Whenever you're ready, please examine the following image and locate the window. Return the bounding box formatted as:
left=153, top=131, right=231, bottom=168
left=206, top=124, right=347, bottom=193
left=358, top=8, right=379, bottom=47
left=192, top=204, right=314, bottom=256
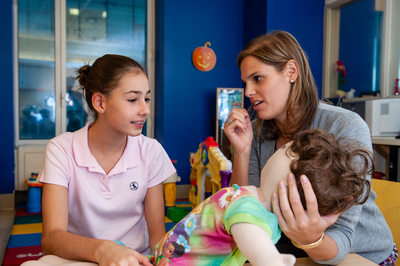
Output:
left=18, top=0, right=56, bottom=140
left=16, top=0, right=153, bottom=142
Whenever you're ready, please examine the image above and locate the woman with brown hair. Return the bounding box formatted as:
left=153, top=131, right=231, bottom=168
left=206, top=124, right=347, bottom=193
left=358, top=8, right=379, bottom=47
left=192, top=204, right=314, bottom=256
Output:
left=224, top=31, right=396, bottom=265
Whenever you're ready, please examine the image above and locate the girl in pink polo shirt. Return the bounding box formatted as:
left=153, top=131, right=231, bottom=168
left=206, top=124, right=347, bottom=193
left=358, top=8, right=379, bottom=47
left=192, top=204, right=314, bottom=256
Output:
left=30, top=54, right=175, bottom=266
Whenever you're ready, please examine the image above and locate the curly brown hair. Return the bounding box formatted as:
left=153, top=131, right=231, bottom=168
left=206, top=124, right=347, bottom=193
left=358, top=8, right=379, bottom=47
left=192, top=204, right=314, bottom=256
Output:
left=75, top=54, right=147, bottom=119
left=237, top=31, right=319, bottom=141
left=289, top=129, right=373, bottom=216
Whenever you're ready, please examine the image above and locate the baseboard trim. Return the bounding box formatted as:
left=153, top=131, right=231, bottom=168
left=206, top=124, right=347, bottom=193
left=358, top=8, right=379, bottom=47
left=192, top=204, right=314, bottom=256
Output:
left=0, top=193, right=15, bottom=210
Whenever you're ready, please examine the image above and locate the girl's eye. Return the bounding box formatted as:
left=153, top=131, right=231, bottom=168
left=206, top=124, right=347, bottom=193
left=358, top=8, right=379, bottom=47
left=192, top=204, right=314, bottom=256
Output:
left=253, top=75, right=262, bottom=82
left=128, top=99, right=137, bottom=102
left=145, top=98, right=151, bottom=102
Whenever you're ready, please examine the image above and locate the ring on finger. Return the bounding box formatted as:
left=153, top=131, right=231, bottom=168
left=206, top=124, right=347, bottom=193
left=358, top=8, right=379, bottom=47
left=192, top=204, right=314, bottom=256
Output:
left=227, top=119, right=233, bottom=124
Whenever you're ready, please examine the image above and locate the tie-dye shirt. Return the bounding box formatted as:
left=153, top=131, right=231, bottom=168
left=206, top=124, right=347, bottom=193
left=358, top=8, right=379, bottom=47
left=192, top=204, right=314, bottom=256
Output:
left=152, top=185, right=281, bottom=266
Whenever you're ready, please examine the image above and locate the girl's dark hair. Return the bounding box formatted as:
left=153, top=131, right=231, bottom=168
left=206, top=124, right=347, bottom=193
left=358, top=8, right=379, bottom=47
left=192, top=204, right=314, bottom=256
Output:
left=237, top=31, right=319, bottom=141
left=75, top=54, right=146, bottom=118
left=289, top=129, right=373, bottom=216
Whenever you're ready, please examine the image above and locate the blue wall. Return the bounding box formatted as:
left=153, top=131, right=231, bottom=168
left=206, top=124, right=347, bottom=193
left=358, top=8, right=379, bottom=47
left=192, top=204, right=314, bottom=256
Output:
left=0, top=0, right=15, bottom=194
left=340, top=0, right=382, bottom=96
left=155, top=0, right=244, bottom=184
left=242, top=0, right=267, bottom=47
left=266, top=0, right=325, bottom=96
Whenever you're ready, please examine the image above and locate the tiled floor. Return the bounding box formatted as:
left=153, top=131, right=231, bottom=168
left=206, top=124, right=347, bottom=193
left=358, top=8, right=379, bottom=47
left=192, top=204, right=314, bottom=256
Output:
left=0, top=209, right=15, bottom=264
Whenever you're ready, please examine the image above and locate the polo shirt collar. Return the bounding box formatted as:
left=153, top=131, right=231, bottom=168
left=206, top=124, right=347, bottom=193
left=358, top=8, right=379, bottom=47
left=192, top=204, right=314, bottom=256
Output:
left=72, top=122, right=139, bottom=175
left=118, top=135, right=140, bottom=172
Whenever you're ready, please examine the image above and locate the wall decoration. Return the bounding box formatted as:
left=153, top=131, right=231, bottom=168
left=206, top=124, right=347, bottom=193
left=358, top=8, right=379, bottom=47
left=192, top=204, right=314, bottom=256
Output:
left=192, top=42, right=217, bottom=72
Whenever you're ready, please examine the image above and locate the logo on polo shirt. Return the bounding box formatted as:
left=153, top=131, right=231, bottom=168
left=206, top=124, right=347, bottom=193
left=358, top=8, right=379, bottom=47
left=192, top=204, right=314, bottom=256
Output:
left=130, top=181, right=139, bottom=191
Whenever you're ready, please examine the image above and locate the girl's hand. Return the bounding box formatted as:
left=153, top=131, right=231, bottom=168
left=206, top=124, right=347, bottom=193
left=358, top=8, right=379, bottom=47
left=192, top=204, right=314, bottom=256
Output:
left=223, top=108, right=253, bottom=153
left=96, top=241, right=153, bottom=266
left=271, top=174, right=340, bottom=246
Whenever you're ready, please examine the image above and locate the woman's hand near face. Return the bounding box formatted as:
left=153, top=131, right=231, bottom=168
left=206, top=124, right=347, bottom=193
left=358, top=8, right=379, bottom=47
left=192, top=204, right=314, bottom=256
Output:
left=223, top=108, right=253, bottom=154
left=272, top=174, right=340, bottom=260
left=224, top=108, right=253, bottom=186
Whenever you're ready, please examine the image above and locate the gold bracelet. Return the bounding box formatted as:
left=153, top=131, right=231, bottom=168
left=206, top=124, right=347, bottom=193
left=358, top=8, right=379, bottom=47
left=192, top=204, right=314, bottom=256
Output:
left=291, top=232, right=325, bottom=250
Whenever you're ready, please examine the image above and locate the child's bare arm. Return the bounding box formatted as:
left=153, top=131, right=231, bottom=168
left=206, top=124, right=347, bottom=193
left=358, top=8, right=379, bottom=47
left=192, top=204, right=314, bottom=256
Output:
left=231, top=223, right=295, bottom=266
left=41, top=183, right=151, bottom=266
left=41, top=183, right=102, bottom=261
left=144, top=183, right=166, bottom=250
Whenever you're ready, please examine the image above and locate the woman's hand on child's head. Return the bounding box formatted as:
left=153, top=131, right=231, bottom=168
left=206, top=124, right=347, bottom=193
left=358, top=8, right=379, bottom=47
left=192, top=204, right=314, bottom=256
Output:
left=271, top=173, right=340, bottom=246
left=96, top=240, right=153, bottom=266
left=223, top=108, right=253, bottom=153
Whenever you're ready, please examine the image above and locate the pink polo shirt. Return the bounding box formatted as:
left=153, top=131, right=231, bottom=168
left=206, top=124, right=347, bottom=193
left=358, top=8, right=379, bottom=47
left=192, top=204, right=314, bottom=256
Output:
left=38, top=123, right=176, bottom=253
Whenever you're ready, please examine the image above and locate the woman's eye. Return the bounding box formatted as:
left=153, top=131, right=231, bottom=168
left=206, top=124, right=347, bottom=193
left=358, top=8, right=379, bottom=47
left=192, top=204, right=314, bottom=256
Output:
left=128, top=99, right=137, bottom=103
left=145, top=98, right=151, bottom=102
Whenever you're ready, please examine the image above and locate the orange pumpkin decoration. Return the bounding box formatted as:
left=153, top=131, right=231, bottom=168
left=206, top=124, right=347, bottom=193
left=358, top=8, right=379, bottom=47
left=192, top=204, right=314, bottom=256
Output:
left=192, top=42, right=217, bottom=72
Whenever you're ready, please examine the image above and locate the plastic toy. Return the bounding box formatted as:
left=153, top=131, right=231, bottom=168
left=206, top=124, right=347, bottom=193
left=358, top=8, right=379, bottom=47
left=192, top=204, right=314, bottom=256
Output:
left=166, top=206, right=191, bottom=223
left=25, top=172, right=43, bottom=213
left=163, top=159, right=181, bottom=208
left=189, top=136, right=232, bottom=207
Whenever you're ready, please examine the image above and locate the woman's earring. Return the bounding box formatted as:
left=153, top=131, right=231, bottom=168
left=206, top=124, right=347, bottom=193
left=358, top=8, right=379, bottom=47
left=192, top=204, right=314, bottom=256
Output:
left=290, top=79, right=295, bottom=84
